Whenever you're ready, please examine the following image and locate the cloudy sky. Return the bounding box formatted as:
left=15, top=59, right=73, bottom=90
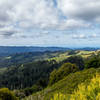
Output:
left=0, top=0, right=100, bottom=47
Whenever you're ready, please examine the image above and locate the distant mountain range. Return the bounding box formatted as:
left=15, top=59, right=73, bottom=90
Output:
left=0, top=46, right=69, bottom=54
left=0, top=46, right=99, bottom=55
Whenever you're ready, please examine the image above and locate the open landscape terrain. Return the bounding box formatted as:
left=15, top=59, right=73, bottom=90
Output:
left=0, top=47, right=100, bottom=100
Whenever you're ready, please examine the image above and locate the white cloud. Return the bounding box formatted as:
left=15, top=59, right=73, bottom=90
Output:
left=10, top=0, right=59, bottom=29
left=0, top=25, right=20, bottom=38
left=72, top=33, right=99, bottom=40
left=0, top=0, right=61, bottom=38
left=60, top=19, right=91, bottom=30
left=57, top=0, right=100, bottom=21
left=0, top=0, right=100, bottom=42
left=72, top=34, right=87, bottom=39
left=90, top=33, right=97, bottom=38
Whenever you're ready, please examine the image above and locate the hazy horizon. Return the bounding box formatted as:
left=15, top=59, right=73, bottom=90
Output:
left=0, top=45, right=99, bottom=48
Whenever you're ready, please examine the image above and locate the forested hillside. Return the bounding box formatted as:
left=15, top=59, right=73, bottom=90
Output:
left=0, top=51, right=63, bottom=67
left=0, top=50, right=100, bottom=100
left=0, top=49, right=95, bottom=68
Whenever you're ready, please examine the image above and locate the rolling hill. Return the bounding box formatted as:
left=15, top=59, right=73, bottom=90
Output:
left=24, top=68, right=100, bottom=100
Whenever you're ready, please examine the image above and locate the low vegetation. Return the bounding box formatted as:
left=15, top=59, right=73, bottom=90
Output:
left=51, top=73, right=100, bottom=100
left=0, top=88, right=18, bottom=100
left=24, top=68, right=100, bottom=100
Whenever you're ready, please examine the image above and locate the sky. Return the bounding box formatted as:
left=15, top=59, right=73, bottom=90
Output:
left=0, top=0, right=100, bottom=47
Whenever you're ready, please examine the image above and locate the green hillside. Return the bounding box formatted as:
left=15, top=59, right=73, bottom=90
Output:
left=0, top=51, right=63, bottom=68
left=0, top=50, right=100, bottom=100
left=51, top=73, right=100, bottom=100
left=0, top=50, right=97, bottom=67
left=48, top=50, right=95, bottom=62
left=24, top=68, right=100, bottom=100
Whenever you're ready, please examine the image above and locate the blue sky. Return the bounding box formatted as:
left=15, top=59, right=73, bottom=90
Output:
left=0, top=0, right=100, bottom=47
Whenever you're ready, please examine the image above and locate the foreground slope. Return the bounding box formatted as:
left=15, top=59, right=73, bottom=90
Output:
left=24, top=68, right=100, bottom=100
left=51, top=73, right=100, bottom=100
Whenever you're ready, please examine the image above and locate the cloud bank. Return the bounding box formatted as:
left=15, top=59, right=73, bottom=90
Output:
left=0, top=0, right=100, bottom=46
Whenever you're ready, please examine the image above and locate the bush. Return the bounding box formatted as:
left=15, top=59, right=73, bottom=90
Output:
left=85, top=56, right=100, bottom=69
left=23, top=84, right=42, bottom=96
left=51, top=93, right=69, bottom=100
left=70, top=74, right=100, bottom=100
left=51, top=74, right=100, bottom=100
left=49, top=63, right=79, bottom=86
left=0, top=88, right=18, bottom=100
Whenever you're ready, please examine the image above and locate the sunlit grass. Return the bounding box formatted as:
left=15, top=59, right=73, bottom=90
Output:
left=51, top=73, right=100, bottom=100
left=48, top=50, right=95, bottom=62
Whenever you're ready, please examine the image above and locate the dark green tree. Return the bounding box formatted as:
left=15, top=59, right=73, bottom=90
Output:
left=63, top=56, right=84, bottom=70
left=49, top=63, right=79, bottom=86
left=85, top=57, right=100, bottom=69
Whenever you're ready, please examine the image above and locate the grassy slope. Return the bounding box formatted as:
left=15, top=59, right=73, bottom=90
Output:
left=0, top=51, right=63, bottom=68
left=23, top=68, right=100, bottom=100
left=48, top=50, right=95, bottom=62
left=0, top=50, right=96, bottom=68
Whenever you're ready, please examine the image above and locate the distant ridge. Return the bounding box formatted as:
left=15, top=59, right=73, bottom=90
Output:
left=0, top=46, right=99, bottom=54
left=0, top=46, right=70, bottom=54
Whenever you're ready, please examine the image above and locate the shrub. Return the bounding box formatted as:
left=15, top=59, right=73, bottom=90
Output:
left=70, top=74, right=100, bottom=100
left=50, top=93, right=69, bottom=100
left=0, top=88, right=18, bottom=100
left=51, top=74, right=100, bottom=100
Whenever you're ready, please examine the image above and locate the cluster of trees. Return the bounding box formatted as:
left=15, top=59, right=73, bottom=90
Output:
left=0, top=51, right=61, bottom=68
left=0, top=60, right=60, bottom=90
left=49, top=63, right=79, bottom=85
left=15, top=78, right=49, bottom=98
left=63, top=56, right=84, bottom=70
left=85, top=56, right=100, bottom=69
